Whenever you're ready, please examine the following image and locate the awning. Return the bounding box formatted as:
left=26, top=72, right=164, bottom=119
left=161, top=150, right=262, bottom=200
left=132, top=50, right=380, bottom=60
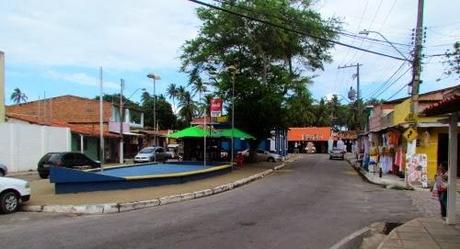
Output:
left=217, top=128, right=256, bottom=139
left=167, top=126, right=255, bottom=139
left=168, top=126, right=217, bottom=139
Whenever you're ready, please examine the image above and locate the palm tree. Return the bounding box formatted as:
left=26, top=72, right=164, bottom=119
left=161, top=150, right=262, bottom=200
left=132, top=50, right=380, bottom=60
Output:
left=166, top=83, right=178, bottom=114
left=177, top=90, right=196, bottom=124
left=10, top=88, right=28, bottom=104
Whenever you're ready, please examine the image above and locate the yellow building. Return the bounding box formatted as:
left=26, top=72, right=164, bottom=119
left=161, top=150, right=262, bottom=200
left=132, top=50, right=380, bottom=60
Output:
left=391, top=86, right=459, bottom=181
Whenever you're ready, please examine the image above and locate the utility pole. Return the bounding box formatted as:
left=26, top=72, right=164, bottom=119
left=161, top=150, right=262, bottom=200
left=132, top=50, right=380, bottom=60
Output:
left=338, top=63, right=362, bottom=101
left=338, top=63, right=362, bottom=130
left=119, top=79, right=124, bottom=164
left=410, top=0, right=424, bottom=121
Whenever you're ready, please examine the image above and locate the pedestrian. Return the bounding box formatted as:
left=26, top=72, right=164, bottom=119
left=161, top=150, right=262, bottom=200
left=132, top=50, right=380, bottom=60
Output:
left=435, top=162, right=448, bottom=218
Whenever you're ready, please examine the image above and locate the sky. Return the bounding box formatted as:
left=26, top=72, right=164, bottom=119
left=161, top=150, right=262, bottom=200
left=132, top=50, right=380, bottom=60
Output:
left=1, top=0, right=459, bottom=106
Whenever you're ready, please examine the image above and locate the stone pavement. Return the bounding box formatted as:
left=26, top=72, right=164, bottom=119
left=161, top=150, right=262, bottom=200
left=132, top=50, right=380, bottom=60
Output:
left=378, top=217, right=460, bottom=249
left=344, top=153, right=460, bottom=249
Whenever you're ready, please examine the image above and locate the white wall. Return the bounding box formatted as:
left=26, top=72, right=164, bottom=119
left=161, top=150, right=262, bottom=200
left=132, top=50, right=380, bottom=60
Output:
left=0, top=123, right=71, bottom=172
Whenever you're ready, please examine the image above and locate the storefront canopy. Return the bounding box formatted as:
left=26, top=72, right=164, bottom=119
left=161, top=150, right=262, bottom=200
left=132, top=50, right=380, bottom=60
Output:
left=167, top=126, right=255, bottom=139
left=168, top=126, right=215, bottom=139
left=218, top=128, right=256, bottom=139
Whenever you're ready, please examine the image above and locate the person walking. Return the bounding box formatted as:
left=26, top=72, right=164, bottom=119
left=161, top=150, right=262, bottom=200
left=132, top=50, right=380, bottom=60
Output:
left=435, top=163, right=448, bottom=218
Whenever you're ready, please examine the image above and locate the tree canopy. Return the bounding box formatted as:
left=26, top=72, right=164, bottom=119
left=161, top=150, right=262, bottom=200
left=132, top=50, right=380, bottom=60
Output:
left=181, top=0, right=340, bottom=143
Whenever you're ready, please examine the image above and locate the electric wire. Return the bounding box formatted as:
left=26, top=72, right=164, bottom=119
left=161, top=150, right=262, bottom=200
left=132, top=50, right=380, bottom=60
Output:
left=373, top=66, right=412, bottom=99
left=189, top=0, right=409, bottom=61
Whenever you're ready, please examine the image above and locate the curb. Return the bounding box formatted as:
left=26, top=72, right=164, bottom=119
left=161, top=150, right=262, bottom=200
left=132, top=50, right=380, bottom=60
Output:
left=344, top=157, right=414, bottom=191
left=329, top=226, right=371, bottom=249
left=21, top=161, right=292, bottom=215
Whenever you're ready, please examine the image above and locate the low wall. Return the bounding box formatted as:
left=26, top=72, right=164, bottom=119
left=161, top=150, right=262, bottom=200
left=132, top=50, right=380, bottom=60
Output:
left=0, top=122, right=71, bottom=172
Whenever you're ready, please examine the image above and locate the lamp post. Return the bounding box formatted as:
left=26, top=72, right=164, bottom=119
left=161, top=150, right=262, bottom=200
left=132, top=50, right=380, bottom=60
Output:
left=227, top=65, right=237, bottom=168
left=147, top=73, right=161, bottom=150
left=359, top=30, right=409, bottom=61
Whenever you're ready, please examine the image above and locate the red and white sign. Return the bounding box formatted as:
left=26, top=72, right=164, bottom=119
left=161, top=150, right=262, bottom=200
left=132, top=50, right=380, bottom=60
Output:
left=210, top=98, right=223, bottom=117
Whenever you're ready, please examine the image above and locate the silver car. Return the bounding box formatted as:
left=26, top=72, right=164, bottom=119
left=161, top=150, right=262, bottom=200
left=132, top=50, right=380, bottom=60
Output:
left=134, top=147, right=170, bottom=163
left=240, top=149, right=282, bottom=162
left=0, top=163, right=7, bottom=177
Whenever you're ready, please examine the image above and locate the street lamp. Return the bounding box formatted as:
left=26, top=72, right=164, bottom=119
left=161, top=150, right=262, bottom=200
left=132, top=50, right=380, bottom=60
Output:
left=147, top=73, right=161, bottom=150
left=359, top=30, right=409, bottom=61
left=227, top=65, right=237, bottom=168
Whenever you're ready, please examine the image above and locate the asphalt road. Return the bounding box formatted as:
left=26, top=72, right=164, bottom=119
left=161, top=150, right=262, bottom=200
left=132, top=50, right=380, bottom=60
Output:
left=0, top=154, right=422, bottom=249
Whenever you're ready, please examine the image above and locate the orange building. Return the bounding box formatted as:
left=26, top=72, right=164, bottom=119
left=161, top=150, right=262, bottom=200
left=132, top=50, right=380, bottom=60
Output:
left=288, top=127, right=332, bottom=153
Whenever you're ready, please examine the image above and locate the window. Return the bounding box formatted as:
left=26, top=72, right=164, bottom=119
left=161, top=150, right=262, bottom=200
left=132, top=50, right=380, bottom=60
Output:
left=75, top=135, right=88, bottom=151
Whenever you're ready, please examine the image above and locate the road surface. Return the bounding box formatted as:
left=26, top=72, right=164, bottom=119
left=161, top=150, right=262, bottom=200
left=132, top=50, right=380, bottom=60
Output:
left=0, top=154, right=423, bottom=249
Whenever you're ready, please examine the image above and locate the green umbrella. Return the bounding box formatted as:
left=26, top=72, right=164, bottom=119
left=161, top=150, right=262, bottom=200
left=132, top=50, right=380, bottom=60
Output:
left=218, top=128, right=255, bottom=139
left=168, top=126, right=217, bottom=139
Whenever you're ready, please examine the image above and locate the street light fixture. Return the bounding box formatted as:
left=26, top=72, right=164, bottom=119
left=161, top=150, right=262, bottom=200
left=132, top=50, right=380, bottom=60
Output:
left=147, top=73, right=161, bottom=150
left=359, top=30, right=409, bottom=61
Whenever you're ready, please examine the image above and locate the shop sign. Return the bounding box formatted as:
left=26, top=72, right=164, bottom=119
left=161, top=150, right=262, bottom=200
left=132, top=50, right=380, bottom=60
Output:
left=403, top=127, right=418, bottom=141
left=210, top=98, right=223, bottom=117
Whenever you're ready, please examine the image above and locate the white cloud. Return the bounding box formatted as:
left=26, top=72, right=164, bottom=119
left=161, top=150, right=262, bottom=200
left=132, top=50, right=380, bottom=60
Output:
left=0, top=0, right=200, bottom=70
left=47, top=70, right=119, bottom=89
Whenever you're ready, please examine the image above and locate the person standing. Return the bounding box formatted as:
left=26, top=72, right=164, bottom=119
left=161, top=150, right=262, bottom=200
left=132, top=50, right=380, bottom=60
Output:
left=435, top=163, right=448, bottom=218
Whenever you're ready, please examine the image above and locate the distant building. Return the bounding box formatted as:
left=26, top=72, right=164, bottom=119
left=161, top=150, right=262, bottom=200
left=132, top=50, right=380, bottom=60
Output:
left=6, top=95, right=145, bottom=162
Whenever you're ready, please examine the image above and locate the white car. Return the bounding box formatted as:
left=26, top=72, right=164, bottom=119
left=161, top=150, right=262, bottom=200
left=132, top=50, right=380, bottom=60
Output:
left=134, top=147, right=170, bottom=163
left=0, top=177, right=31, bottom=214
left=240, top=149, right=282, bottom=162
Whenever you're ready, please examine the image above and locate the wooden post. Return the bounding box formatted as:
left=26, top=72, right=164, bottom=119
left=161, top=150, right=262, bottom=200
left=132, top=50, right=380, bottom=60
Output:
left=447, top=112, right=458, bottom=224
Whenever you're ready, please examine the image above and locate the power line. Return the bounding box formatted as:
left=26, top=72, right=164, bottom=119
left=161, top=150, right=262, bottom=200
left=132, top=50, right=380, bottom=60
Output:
left=373, top=66, right=412, bottom=99
left=368, top=62, right=407, bottom=98
left=189, top=0, right=409, bottom=61
left=386, top=82, right=408, bottom=101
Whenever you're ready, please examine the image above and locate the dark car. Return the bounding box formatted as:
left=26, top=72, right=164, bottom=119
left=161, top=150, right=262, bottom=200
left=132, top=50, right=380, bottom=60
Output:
left=329, top=148, right=345, bottom=160
left=37, top=152, right=100, bottom=179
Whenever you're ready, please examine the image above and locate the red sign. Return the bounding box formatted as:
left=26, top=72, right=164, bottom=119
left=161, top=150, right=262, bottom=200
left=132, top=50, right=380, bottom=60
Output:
left=210, top=98, right=223, bottom=117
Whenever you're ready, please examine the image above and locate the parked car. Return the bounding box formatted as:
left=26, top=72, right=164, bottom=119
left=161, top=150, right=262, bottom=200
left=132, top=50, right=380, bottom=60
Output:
left=37, top=152, right=101, bottom=179
left=0, top=163, right=7, bottom=176
left=329, top=148, right=345, bottom=160
left=305, top=142, right=316, bottom=154
left=239, top=149, right=282, bottom=162
left=0, top=177, right=31, bottom=214
left=134, top=147, right=170, bottom=163
left=166, top=144, right=180, bottom=159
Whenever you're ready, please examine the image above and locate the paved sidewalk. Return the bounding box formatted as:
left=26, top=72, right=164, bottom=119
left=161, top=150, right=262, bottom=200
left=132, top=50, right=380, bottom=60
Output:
left=378, top=217, right=460, bottom=249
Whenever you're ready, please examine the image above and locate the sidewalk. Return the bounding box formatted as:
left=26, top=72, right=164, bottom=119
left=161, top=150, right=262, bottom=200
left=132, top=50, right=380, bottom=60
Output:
left=378, top=217, right=460, bottom=249
left=344, top=154, right=460, bottom=249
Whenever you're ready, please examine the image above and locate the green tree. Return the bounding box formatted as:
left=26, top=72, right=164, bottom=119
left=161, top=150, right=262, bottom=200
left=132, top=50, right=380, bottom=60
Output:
left=181, top=0, right=339, bottom=144
left=141, top=94, right=176, bottom=130
left=177, top=90, right=197, bottom=125
left=10, top=88, right=28, bottom=104
left=166, top=83, right=178, bottom=113
left=443, top=41, right=460, bottom=78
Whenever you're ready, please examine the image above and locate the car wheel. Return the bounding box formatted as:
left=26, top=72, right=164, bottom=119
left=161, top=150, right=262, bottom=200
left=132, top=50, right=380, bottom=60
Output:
left=267, top=157, right=275, bottom=162
left=0, top=190, right=19, bottom=214
left=0, top=169, right=5, bottom=177
left=39, top=172, right=49, bottom=179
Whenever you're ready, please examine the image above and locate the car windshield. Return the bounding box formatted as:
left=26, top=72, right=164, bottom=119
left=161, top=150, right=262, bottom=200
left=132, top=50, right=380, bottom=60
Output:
left=48, top=153, right=64, bottom=163
left=139, top=148, right=155, bottom=154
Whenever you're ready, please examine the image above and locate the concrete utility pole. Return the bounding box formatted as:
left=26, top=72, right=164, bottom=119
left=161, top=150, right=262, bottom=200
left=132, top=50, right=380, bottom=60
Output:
left=410, top=0, right=424, bottom=120
left=0, top=51, right=5, bottom=123
left=119, top=79, right=124, bottom=164
left=338, top=63, right=362, bottom=129
left=338, top=63, right=362, bottom=101
left=99, top=67, right=105, bottom=169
